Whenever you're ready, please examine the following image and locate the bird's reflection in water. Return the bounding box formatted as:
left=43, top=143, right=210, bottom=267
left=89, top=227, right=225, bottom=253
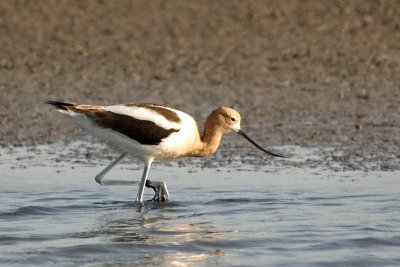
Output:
left=92, top=201, right=223, bottom=241
left=141, top=251, right=223, bottom=266
left=149, top=223, right=223, bottom=244
left=88, top=202, right=226, bottom=265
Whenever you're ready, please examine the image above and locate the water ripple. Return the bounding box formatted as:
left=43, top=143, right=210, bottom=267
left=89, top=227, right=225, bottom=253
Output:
left=0, top=206, right=63, bottom=218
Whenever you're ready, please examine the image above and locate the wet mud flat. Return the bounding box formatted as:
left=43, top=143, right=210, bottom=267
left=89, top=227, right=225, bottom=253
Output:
left=1, top=142, right=400, bottom=266
left=5, top=134, right=400, bottom=172
left=0, top=1, right=399, bottom=164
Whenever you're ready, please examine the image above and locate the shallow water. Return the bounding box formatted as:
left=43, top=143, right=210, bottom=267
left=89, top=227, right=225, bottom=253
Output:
left=1, top=145, right=400, bottom=266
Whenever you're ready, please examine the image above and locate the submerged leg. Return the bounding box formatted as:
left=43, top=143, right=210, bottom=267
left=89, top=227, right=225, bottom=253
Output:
left=136, top=159, right=154, bottom=203
left=95, top=153, right=127, bottom=185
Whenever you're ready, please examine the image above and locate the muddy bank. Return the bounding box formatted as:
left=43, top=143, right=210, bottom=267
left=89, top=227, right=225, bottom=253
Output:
left=0, top=1, right=399, bottom=170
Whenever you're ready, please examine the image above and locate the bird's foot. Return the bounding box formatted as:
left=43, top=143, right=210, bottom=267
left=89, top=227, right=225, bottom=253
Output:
left=145, top=180, right=169, bottom=201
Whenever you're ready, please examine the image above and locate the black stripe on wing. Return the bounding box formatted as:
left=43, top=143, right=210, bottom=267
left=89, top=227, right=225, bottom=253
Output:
left=124, top=103, right=181, bottom=123
left=89, top=111, right=180, bottom=145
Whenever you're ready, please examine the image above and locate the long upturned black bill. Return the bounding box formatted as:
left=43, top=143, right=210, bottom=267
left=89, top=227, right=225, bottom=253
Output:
left=237, top=130, right=286, bottom=158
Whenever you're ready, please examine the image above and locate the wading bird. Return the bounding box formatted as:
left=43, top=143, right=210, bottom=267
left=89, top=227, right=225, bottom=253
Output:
left=46, top=101, right=285, bottom=202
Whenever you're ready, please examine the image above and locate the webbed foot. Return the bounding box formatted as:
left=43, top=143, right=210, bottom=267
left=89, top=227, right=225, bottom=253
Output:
left=145, top=180, right=169, bottom=201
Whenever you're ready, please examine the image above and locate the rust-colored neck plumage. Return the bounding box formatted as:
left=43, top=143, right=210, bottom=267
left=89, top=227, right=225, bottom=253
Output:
left=189, top=115, right=225, bottom=157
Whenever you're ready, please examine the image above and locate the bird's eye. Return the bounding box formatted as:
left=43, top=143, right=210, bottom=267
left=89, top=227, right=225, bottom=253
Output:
left=230, top=117, right=236, bottom=122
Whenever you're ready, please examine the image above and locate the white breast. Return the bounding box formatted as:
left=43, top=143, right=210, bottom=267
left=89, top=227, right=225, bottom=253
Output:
left=156, top=110, right=200, bottom=159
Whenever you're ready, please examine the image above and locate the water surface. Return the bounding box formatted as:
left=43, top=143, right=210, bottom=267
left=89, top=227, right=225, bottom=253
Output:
left=1, top=145, right=399, bottom=266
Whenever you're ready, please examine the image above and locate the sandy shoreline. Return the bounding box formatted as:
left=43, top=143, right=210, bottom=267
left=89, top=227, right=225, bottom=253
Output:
left=0, top=1, right=399, bottom=170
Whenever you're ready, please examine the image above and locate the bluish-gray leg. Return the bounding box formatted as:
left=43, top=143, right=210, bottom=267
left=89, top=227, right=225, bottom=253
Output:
left=95, top=153, right=127, bottom=185
left=136, top=159, right=154, bottom=203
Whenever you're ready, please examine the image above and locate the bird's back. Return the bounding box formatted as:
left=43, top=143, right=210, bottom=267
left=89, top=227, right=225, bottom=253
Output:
left=47, top=102, right=202, bottom=160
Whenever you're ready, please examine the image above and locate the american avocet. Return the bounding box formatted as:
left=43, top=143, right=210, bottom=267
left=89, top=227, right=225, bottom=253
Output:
left=46, top=101, right=285, bottom=202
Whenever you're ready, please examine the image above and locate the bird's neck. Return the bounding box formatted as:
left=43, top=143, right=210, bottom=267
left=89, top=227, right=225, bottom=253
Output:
left=191, top=118, right=223, bottom=157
